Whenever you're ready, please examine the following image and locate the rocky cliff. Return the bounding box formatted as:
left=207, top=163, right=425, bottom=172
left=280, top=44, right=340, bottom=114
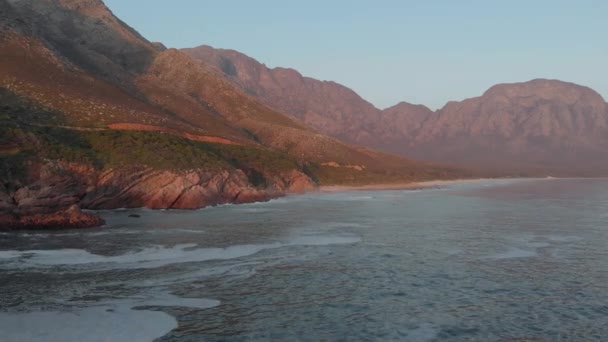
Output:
left=0, top=159, right=313, bottom=230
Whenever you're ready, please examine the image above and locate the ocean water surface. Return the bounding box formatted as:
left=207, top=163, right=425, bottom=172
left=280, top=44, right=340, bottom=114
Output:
left=1, top=178, right=608, bottom=341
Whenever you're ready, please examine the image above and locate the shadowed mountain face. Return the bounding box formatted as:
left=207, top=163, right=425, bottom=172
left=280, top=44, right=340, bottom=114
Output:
left=185, top=46, right=608, bottom=176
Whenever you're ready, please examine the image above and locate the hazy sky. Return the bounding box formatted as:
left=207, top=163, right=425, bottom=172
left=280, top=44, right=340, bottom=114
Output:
left=105, top=0, right=607, bottom=110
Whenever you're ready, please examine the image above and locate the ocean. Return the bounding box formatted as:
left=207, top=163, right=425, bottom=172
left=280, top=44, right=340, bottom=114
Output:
left=1, top=178, right=607, bottom=341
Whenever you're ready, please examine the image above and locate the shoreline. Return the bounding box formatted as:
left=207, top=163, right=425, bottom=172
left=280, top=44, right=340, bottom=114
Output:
left=0, top=177, right=547, bottom=231
left=318, top=178, right=528, bottom=192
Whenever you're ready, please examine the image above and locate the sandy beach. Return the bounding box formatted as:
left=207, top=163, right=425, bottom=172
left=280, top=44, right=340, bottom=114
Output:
left=318, top=178, right=508, bottom=192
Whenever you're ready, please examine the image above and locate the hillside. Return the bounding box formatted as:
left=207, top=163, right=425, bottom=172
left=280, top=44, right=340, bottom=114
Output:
left=0, top=0, right=464, bottom=228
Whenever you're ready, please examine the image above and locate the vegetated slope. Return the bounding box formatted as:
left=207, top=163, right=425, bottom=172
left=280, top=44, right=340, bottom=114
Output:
left=0, top=0, right=465, bottom=228
left=186, top=46, right=608, bottom=176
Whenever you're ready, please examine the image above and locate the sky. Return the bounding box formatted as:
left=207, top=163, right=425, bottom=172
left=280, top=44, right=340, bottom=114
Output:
left=104, top=0, right=607, bottom=110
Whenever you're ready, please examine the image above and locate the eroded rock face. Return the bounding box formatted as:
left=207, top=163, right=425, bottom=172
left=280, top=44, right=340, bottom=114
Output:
left=0, top=160, right=316, bottom=230
left=11, top=162, right=92, bottom=216
left=81, top=167, right=283, bottom=210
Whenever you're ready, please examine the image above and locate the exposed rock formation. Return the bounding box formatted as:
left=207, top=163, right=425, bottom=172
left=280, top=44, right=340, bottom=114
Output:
left=0, top=160, right=316, bottom=229
left=80, top=166, right=314, bottom=209
left=0, top=205, right=105, bottom=230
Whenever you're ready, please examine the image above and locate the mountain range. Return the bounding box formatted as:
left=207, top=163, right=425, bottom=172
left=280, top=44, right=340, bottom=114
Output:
left=2, top=0, right=607, bottom=229
left=0, top=0, right=463, bottom=229
left=186, top=46, right=608, bottom=176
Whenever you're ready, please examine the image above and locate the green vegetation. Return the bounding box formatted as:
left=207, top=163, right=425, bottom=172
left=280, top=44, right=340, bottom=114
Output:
left=0, top=106, right=466, bottom=187
left=82, top=130, right=229, bottom=170
left=0, top=110, right=301, bottom=179
left=206, top=143, right=298, bottom=173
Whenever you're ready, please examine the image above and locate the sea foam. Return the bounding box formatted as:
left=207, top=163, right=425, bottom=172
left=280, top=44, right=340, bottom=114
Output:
left=0, top=234, right=361, bottom=271
left=482, top=247, right=537, bottom=260
left=0, top=306, right=177, bottom=342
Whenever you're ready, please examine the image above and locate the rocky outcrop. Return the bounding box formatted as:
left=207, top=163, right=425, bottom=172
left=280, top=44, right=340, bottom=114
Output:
left=0, top=160, right=316, bottom=230
left=0, top=205, right=105, bottom=230
left=81, top=167, right=285, bottom=210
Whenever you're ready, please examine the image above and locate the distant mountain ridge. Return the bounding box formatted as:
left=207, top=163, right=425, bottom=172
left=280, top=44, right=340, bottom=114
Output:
left=183, top=45, right=410, bottom=150
left=399, top=79, right=608, bottom=175
left=185, top=46, right=608, bottom=176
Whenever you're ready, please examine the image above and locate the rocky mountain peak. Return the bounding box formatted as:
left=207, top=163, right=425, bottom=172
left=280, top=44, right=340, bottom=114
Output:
left=2, top=0, right=158, bottom=83
left=482, top=79, right=606, bottom=109
left=381, top=102, right=434, bottom=136
left=385, top=102, right=433, bottom=114
left=398, top=79, right=608, bottom=175
left=53, top=0, right=110, bottom=16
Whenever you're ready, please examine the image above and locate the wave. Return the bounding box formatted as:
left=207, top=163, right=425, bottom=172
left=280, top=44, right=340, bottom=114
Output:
left=404, top=324, right=440, bottom=342
left=482, top=247, right=537, bottom=260
left=547, top=235, right=583, bottom=242
left=0, top=234, right=361, bottom=271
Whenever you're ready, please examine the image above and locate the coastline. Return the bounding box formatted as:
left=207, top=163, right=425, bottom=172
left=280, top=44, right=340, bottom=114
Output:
left=318, top=178, right=515, bottom=192
left=1, top=178, right=536, bottom=231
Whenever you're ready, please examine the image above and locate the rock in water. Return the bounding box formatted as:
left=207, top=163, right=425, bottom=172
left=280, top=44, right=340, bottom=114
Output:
left=0, top=205, right=105, bottom=230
